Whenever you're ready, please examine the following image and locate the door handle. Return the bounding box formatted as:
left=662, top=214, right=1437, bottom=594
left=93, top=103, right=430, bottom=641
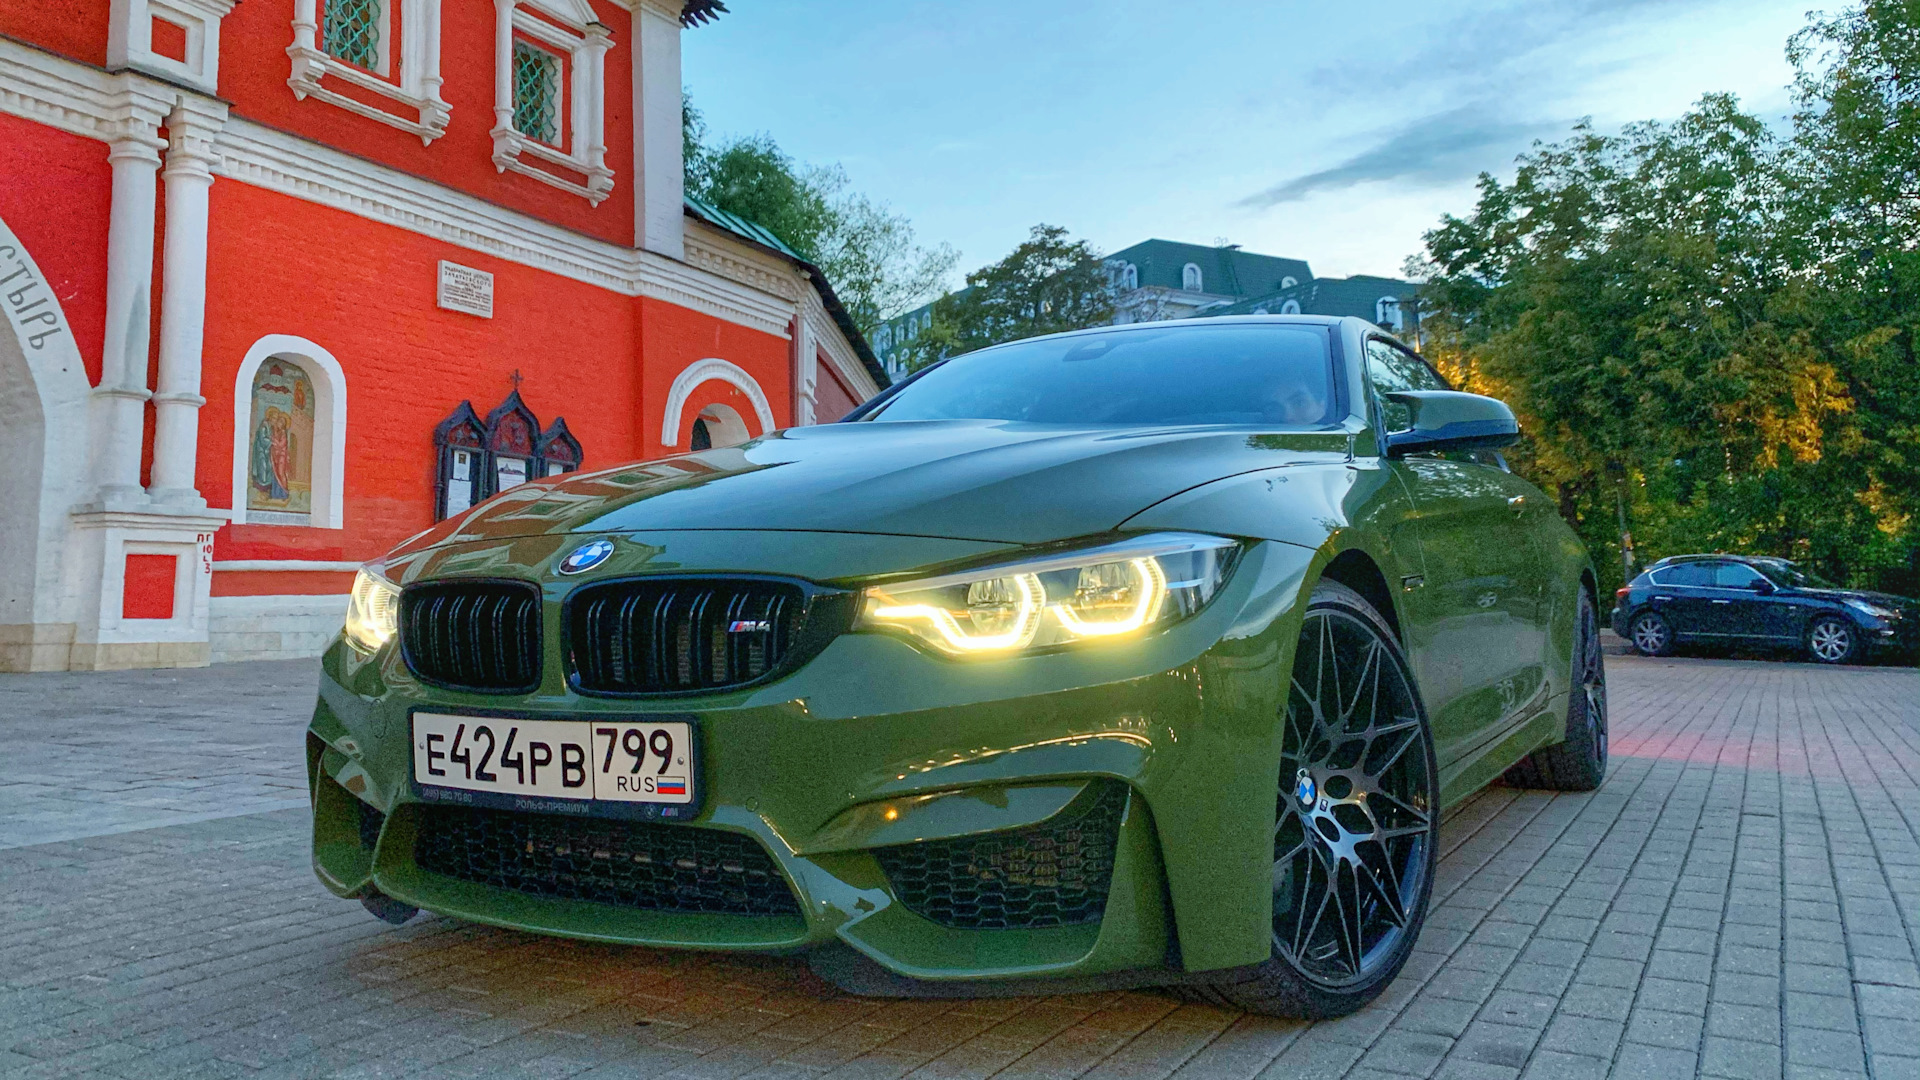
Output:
left=1711, top=599, right=1732, bottom=605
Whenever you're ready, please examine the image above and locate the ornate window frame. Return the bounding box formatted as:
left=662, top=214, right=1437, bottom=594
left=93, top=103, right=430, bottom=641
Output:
left=1182, top=263, right=1203, bottom=292
left=228, top=335, right=348, bottom=529
left=491, top=0, right=614, bottom=205
left=287, top=0, right=450, bottom=145
left=660, top=359, right=774, bottom=447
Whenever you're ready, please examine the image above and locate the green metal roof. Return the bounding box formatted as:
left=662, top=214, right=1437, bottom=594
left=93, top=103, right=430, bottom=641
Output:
left=1207, top=274, right=1420, bottom=320
left=1107, top=239, right=1313, bottom=299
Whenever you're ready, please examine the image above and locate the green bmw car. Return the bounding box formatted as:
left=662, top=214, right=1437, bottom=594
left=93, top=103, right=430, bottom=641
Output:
left=309, top=315, right=1605, bottom=1018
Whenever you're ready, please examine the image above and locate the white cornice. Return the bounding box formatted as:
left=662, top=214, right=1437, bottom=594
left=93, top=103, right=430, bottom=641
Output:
left=0, top=35, right=832, bottom=342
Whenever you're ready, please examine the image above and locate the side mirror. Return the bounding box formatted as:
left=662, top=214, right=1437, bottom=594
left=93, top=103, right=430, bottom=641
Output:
left=1748, top=579, right=1776, bottom=594
left=1383, top=391, right=1521, bottom=457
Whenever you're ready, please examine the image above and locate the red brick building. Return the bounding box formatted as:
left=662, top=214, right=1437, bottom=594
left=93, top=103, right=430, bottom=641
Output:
left=0, top=0, right=884, bottom=671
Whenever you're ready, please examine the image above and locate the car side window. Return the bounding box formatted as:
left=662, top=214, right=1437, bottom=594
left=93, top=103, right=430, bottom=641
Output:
left=1716, top=563, right=1766, bottom=589
left=1364, top=339, right=1448, bottom=434
left=1659, top=562, right=1717, bottom=587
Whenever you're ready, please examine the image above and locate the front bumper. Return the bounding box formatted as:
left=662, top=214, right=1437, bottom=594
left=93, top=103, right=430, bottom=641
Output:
left=308, top=532, right=1317, bottom=985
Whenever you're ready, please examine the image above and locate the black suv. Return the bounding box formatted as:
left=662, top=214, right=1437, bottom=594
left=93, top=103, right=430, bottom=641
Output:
left=1611, top=555, right=1916, bottom=664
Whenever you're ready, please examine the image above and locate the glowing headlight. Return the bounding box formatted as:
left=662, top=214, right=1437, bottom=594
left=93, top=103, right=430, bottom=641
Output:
left=858, top=533, right=1238, bottom=657
left=343, top=563, right=401, bottom=653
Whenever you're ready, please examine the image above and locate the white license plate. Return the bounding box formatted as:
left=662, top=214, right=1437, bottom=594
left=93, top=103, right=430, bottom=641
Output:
left=411, top=713, right=694, bottom=806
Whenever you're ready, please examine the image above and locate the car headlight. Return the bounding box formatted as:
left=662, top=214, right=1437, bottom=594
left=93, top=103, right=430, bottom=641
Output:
left=344, top=562, right=402, bottom=653
left=857, top=533, right=1239, bottom=657
left=1845, top=599, right=1898, bottom=621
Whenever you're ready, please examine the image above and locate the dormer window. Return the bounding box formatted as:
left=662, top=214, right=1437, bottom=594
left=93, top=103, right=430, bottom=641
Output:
left=1182, top=263, right=1203, bottom=292
left=1281, top=276, right=1298, bottom=289
left=1123, top=263, right=1138, bottom=290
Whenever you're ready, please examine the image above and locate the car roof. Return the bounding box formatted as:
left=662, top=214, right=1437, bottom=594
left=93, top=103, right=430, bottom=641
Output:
left=1647, top=554, right=1788, bottom=568
left=964, top=313, right=1361, bottom=353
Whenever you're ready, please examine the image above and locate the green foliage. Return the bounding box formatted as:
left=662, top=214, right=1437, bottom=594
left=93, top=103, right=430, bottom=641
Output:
left=1419, top=1, right=1920, bottom=596
left=897, top=225, right=1116, bottom=371
left=682, top=96, right=955, bottom=341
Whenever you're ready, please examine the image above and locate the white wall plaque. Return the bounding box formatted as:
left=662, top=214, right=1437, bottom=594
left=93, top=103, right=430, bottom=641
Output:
left=437, top=260, right=494, bottom=318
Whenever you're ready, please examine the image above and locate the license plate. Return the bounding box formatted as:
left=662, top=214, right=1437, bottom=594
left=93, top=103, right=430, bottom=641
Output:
left=411, top=713, right=695, bottom=809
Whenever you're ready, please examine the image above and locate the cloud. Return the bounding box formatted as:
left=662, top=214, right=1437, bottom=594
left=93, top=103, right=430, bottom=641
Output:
left=1236, top=104, right=1564, bottom=208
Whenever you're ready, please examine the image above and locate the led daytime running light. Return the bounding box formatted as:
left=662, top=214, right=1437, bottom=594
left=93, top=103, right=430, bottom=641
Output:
left=1050, top=557, right=1167, bottom=636
left=344, top=564, right=401, bottom=653
left=870, top=572, right=1046, bottom=652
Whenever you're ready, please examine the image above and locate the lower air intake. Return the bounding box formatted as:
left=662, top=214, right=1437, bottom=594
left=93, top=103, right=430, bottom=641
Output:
left=874, top=782, right=1129, bottom=930
left=412, top=806, right=801, bottom=916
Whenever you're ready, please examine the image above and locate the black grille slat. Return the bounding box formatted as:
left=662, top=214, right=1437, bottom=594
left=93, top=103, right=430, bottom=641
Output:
left=412, top=806, right=801, bottom=916
left=568, top=578, right=836, bottom=696
left=874, top=783, right=1129, bottom=931
left=400, top=582, right=542, bottom=693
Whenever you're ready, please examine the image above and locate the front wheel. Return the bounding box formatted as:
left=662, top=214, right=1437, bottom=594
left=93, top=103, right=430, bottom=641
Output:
left=1183, top=580, right=1438, bottom=1019
left=1806, top=616, right=1859, bottom=664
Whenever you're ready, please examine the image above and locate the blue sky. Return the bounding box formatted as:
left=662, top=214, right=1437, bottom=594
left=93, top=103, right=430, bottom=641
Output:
left=683, top=0, right=1813, bottom=286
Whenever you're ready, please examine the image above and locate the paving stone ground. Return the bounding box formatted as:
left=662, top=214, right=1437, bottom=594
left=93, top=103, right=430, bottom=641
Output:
left=2, top=653, right=1917, bottom=1080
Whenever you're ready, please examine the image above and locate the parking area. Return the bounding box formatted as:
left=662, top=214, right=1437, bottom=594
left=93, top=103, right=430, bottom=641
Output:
left=2, top=654, right=1917, bottom=1080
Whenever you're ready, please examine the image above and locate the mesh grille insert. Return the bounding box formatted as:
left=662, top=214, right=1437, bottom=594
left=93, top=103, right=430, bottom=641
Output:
left=400, top=581, right=543, bottom=693
left=874, top=782, right=1129, bottom=931
left=569, top=579, right=849, bottom=695
left=412, top=806, right=801, bottom=916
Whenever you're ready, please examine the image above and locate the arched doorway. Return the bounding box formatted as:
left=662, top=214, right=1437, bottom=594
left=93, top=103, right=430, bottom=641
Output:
left=0, top=216, right=94, bottom=670
left=660, top=358, right=776, bottom=449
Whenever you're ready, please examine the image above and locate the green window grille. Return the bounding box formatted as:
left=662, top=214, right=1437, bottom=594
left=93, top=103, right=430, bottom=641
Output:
left=322, top=0, right=382, bottom=70
left=512, top=43, right=561, bottom=145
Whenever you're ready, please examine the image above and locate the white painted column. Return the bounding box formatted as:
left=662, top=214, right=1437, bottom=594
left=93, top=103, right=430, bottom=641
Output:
left=792, top=307, right=817, bottom=427
left=149, top=99, right=226, bottom=509
left=90, top=91, right=169, bottom=509
left=492, top=0, right=515, bottom=136
left=632, top=0, right=684, bottom=259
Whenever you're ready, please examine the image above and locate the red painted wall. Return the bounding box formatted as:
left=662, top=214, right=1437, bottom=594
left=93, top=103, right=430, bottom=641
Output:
left=198, top=183, right=793, bottom=578
left=815, top=357, right=859, bottom=424
left=0, top=113, right=111, bottom=384
left=0, top=0, right=112, bottom=67
left=217, top=0, right=636, bottom=248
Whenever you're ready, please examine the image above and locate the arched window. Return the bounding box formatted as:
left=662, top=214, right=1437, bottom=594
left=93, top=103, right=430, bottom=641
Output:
left=1281, top=299, right=1302, bottom=315
left=1281, top=276, right=1298, bottom=289
left=1376, top=297, right=1402, bottom=329
left=1182, top=263, right=1203, bottom=292
left=245, top=359, right=318, bottom=525
left=1123, top=263, right=1139, bottom=290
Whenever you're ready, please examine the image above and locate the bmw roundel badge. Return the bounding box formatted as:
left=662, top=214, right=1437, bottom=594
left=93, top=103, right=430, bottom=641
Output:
left=558, top=539, right=615, bottom=575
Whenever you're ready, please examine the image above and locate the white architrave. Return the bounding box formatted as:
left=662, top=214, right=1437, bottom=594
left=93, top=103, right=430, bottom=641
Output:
left=631, top=0, right=683, bottom=257
left=287, top=0, right=450, bottom=145
left=492, top=0, right=614, bottom=204
left=660, top=359, right=775, bottom=447
left=228, top=335, right=348, bottom=529
left=109, top=0, right=237, bottom=94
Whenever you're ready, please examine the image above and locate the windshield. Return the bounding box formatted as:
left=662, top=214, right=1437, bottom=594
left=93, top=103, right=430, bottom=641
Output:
left=865, top=323, right=1338, bottom=427
left=1756, top=559, right=1839, bottom=589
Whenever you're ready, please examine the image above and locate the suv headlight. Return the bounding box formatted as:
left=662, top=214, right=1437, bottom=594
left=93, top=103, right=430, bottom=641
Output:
left=1845, top=599, right=1898, bottom=622
left=344, top=562, right=402, bottom=653
left=857, top=533, right=1239, bottom=657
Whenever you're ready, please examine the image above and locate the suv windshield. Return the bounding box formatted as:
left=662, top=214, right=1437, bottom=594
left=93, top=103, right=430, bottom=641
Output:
left=1755, top=559, right=1838, bottom=589
left=865, top=323, right=1338, bottom=427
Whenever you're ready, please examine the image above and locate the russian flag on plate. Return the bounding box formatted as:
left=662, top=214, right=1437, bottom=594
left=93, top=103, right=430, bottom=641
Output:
left=656, top=778, right=687, bottom=796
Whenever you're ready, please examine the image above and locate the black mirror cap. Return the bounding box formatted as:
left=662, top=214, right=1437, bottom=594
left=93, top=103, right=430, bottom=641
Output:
left=1382, top=390, right=1520, bottom=457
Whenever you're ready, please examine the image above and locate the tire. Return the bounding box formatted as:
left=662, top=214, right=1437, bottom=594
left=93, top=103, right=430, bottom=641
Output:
left=1805, top=615, right=1859, bottom=665
left=1505, top=590, right=1608, bottom=792
left=1181, top=580, right=1438, bottom=1019
left=1629, top=610, right=1674, bottom=656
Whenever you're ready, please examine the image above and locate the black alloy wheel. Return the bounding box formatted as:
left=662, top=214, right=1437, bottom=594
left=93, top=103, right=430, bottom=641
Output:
left=1630, top=611, right=1674, bottom=656
left=1185, top=581, right=1437, bottom=1018
left=1505, top=590, right=1609, bottom=791
left=1806, top=615, right=1858, bottom=665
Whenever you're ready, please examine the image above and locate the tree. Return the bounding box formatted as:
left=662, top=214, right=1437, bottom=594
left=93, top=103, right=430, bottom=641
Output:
left=898, top=225, right=1115, bottom=370
left=682, top=95, right=955, bottom=341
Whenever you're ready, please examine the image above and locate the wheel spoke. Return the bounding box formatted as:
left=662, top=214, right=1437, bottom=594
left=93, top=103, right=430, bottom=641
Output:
left=1357, top=855, right=1408, bottom=929
left=1371, top=788, right=1431, bottom=826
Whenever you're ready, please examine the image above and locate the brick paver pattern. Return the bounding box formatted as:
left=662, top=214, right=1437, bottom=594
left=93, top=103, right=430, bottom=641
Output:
left=2, top=654, right=1917, bottom=1079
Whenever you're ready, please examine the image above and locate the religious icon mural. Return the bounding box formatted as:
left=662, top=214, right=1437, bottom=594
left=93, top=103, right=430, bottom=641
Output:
left=247, top=360, right=317, bottom=521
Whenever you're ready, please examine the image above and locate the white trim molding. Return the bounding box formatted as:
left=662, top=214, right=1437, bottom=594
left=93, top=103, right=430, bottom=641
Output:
left=491, top=0, right=614, bottom=204
left=109, top=0, right=237, bottom=94
left=660, top=358, right=775, bottom=447
left=228, top=335, right=348, bottom=529
left=287, top=0, right=451, bottom=145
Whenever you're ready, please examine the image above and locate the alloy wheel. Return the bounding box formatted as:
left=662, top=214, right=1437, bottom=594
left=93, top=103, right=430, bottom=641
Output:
left=1579, top=603, right=1608, bottom=762
left=1273, top=610, right=1434, bottom=989
left=1631, top=614, right=1669, bottom=655
left=1809, top=619, right=1853, bottom=663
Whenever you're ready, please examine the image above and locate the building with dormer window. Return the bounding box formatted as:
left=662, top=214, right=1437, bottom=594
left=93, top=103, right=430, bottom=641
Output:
left=0, top=0, right=885, bottom=671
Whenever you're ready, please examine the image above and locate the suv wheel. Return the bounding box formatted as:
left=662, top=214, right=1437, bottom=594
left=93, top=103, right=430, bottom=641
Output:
left=1629, top=611, right=1674, bottom=656
left=1806, top=616, right=1858, bottom=665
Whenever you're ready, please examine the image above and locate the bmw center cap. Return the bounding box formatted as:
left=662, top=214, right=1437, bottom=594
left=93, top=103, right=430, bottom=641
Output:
left=558, top=538, right=615, bottom=575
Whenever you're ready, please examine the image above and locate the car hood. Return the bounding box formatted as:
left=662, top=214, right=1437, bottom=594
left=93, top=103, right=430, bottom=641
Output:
left=1794, top=587, right=1914, bottom=611
left=398, top=420, right=1352, bottom=554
